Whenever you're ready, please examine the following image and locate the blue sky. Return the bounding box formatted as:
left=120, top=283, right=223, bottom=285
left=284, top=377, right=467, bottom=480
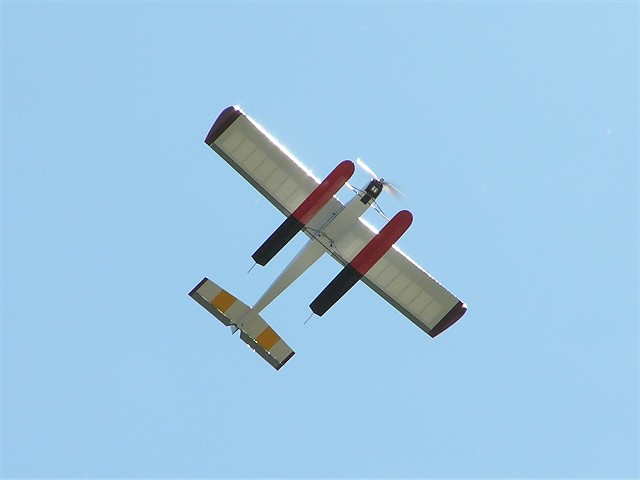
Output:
left=2, top=2, right=638, bottom=478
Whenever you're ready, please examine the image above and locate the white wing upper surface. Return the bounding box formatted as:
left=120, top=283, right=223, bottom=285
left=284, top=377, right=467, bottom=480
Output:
left=330, top=218, right=466, bottom=337
left=205, top=106, right=466, bottom=337
left=205, top=106, right=324, bottom=217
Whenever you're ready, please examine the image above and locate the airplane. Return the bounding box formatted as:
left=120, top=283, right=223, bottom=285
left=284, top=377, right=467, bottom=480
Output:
left=189, top=106, right=467, bottom=370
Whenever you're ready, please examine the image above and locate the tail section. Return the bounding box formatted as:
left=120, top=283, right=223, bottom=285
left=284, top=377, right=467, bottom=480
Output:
left=189, top=277, right=295, bottom=370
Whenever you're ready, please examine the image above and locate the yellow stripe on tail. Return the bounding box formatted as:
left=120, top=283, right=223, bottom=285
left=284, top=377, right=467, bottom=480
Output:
left=189, top=277, right=295, bottom=370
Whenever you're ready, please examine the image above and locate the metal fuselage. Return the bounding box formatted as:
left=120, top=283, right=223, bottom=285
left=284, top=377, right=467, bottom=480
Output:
left=251, top=179, right=384, bottom=314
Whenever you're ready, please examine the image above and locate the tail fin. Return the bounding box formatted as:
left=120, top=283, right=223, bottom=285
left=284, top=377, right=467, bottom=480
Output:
left=189, top=277, right=295, bottom=370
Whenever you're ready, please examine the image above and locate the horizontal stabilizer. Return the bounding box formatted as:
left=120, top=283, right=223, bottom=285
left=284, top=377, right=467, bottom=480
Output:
left=189, top=277, right=295, bottom=370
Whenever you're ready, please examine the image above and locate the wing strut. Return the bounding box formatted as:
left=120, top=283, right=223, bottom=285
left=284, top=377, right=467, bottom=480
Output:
left=252, top=160, right=355, bottom=266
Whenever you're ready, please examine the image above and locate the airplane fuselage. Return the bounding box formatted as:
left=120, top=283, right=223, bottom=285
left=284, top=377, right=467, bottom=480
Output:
left=251, top=180, right=383, bottom=314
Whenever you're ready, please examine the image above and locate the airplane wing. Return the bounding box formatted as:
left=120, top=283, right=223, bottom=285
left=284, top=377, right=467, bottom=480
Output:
left=205, top=106, right=342, bottom=217
left=325, top=218, right=466, bottom=337
left=206, top=106, right=465, bottom=337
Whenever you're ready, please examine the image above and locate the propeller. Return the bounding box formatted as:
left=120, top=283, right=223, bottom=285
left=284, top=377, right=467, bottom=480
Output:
left=356, top=157, right=379, bottom=181
left=383, top=181, right=405, bottom=199
left=356, top=157, right=405, bottom=199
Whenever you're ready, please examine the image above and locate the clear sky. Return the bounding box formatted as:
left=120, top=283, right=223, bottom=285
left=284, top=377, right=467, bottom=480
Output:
left=2, top=2, right=638, bottom=478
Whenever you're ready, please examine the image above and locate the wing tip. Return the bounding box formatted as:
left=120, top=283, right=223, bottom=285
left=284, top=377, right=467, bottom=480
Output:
left=428, top=301, right=467, bottom=338
left=276, top=350, right=296, bottom=371
left=204, top=105, right=243, bottom=145
left=188, top=276, right=210, bottom=298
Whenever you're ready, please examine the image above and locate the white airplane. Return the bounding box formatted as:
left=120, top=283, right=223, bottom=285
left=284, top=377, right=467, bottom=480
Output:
left=189, top=106, right=467, bottom=370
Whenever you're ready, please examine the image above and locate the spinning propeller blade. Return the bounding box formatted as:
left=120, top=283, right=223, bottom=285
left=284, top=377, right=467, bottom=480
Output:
left=356, top=157, right=404, bottom=199
left=356, top=157, right=379, bottom=181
